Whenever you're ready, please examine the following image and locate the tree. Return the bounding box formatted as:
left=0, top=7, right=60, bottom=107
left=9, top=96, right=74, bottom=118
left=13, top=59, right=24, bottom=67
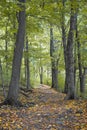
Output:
left=39, top=66, right=43, bottom=84
left=50, top=26, right=58, bottom=90
left=25, top=36, right=31, bottom=90
left=61, top=0, right=68, bottom=93
left=39, top=43, right=43, bottom=84
left=76, top=21, right=85, bottom=93
left=4, top=0, right=26, bottom=106
left=65, top=0, right=76, bottom=99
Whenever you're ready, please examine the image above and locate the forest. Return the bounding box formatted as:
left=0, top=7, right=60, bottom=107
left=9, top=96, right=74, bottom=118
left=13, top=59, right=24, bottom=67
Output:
left=0, top=0, right=87, bottom=129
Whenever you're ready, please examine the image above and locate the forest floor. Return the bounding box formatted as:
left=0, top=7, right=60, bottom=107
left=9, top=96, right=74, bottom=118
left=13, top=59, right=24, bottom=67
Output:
left=0, top=85, right=87, bottom=130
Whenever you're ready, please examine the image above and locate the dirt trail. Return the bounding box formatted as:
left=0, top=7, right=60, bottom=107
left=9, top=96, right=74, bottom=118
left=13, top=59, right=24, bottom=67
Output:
left=0, top=84, right=87, bottom=130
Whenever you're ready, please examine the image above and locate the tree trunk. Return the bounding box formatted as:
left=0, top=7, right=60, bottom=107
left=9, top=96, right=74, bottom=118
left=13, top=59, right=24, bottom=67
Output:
left=81, top=68, right=86, bottom=92
left=40, top=66, right=43, bottom=84
left=25, top=36, right=31, bottom=90
left=51, top=60, right=58, bottom=90
left=61, top=0, right=68, bottom=93
left=4, top=0, right=26, bottom=106
left=65, top=1, right=76, bottom=99
left=50, top=27, right=58, bottom=90
left=74, top=41, right=77, bottom=87
left=74, top=10, right=78, bottom=88
left=76, top=19, right=84, bottom=93
left=77, top=41, right=84, bottom=93
left=62, top=23, right=68, bottom=93
left=77, top=37, right=84, bottom=93
left=39, top=43, right=43, bottom=84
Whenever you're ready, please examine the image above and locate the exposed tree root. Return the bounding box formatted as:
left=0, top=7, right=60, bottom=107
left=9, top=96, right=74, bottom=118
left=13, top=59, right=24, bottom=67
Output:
left=20, top=87, right=33, bottom=93
left=20, top=91, right=29, bottom=97
left=0, top=99, right=23, bottom=107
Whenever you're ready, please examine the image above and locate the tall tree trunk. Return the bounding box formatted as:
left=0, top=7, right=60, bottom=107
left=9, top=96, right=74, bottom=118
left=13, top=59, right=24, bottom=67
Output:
left=62, top=25, right=68, bottom=93
left=39, top=43, right=43, bottom=84
left=50, top=27, right=58, bottom=90
left=77, top=31, right=84, bottom=93
left=5, top=0, right=26, bottom=106
left=5, top=41, right=8, bottom=81
left=65, top=0, right=76, bottom=99
left=75, top=11, right=84, bottom=93
left=74, top=10, right=79, bottom=88
left=61, top=0, right=68, bottom=93
left=74, top=41, right=77, bottom=87
left=25, top=36, right=31, bottom=90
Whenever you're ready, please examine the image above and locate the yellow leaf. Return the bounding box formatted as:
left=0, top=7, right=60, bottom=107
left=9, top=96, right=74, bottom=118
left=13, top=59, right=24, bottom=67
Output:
left=17, top=124, right=22, bottom=128
left=0, top=117, right=2, bottom=122
left=76, top=113, right=81, bottom=116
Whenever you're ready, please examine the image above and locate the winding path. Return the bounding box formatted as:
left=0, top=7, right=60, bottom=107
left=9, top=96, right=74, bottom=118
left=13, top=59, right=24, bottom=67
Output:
left=0, top=84, right=86, bottom=129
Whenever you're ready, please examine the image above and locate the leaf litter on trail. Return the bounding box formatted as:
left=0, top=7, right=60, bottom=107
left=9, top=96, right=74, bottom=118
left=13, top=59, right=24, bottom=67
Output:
left=0, top=85, right=87, bottom=129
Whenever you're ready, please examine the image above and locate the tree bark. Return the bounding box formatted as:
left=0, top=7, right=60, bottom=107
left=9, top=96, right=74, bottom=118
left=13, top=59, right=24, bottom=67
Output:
left=81, top=68, right=86, bottom=92
left=65, top=0, right=76, bottom=99
left=4, top=0, right=26, bottom=106
left=39, top=43, right=43, bottom=84
left=61, top=0, right=68, bottom=93
left=62, top=25, right=68, bottom=93
left=51, top=60, right=58, bottom=90
left=25, top=36, right=31, bottom=90
left=50, top=27, right=58, bottom=90
left=40, top=66, right=43, bottom=84
left=75, top=15, right=84, bottom=93
left=77, top=33, right=84, bottom=93
left=74, top=41, right=77, bottom=87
